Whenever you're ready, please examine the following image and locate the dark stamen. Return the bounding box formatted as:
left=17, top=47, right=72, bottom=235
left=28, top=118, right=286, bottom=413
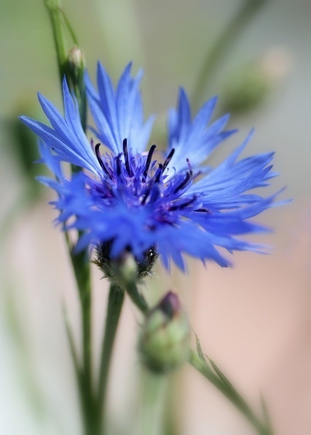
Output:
left=141, top=166, right=162, bottom=205
left=161, top=148, right=175, bottom=173
left=155, top=164, right=163, bottom=183
left=116, top=153, right=122, bottom=176
left=141, top=183, right=153, bottom=205
left=143, top=144, right=157, bottom=179
left=194, top=208, right=209, bottom=213
left=179, top=196, right=197, bottom=209
left=95, top=143, right=111, bottom=178
left=169, top=196, right=196, bottom=211
left=173, top=170, right=193, bottom=194
left=122, top=138, right=132, bottom=176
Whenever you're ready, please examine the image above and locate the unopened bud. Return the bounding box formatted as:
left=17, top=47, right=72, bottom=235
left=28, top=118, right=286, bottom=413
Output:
left=138, top=291, right=190, bottom=374
left=259, top=46, right=292, bottom=82
left=222, top=47, right=292, bottom=114
left=223, top=64, right=271, bottom=113
left=67, top=46, right=86, bottom=81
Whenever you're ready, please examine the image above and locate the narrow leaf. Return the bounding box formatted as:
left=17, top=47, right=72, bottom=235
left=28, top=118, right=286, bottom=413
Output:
left=62, top=302, right=81, bottom=379
left=195, top=334, right=206, bottom=362
left=260, top=392, right=273, bottom=434
left=208, top=357, right=235, bottom=390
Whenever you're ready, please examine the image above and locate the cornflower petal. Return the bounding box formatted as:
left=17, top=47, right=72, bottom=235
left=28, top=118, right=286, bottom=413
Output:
left=85, top=62, right=154, bottom=154
left=20, top=79, right=102, bottom=177
left=166, top=88, right=236, bottom=177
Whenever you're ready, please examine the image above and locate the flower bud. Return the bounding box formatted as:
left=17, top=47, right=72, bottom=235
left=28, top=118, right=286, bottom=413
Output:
left=223, top=64, right=271, bottom=114
left=67, top=46, right=86, bottom=82
left=222, top=47, right=292, bottom=114
left=138, top=291, right=190, bottom=374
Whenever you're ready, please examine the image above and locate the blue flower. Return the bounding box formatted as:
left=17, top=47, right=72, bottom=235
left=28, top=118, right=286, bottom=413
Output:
left=20, top=62, right=281, bottom=271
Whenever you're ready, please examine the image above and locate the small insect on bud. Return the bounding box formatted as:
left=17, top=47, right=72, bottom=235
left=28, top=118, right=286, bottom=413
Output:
left=138, top=291, right=190, bottom=374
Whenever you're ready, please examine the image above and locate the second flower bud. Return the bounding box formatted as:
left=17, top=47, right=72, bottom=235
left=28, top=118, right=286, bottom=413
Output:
left=138, top=291, right=190, bottom=374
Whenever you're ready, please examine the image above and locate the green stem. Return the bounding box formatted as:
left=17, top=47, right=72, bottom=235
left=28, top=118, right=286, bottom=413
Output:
left=188, top=350, right=272, bottom=435
left=70, top=250, right=94, bottom=435
left=140, top=373, right=167, bottom=435
left=44, top=0, right=68, bottom=85
left=44, top=0, right=86, bottom=131
left=44, top=2, right=91, bottom=433
left=192, top=0, right=268, bottom=108
left=62, top=303, right=80, bottom=380
left=125, top=281, right=149, bottom=315
left=44, top=0, right=91, bottom=415
left=96, top=283, right=125, bottom=434
left=58, top=7, right=78, bottom=45
left=162, top=376, right=180, bottom=435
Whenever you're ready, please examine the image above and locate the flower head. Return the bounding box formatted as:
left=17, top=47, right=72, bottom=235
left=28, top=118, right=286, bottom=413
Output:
left=20, top=62, right=280, bottom=271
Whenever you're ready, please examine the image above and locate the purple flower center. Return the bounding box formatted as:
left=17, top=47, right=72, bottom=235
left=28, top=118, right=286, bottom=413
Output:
left=91, top=138, right=204, bottom=223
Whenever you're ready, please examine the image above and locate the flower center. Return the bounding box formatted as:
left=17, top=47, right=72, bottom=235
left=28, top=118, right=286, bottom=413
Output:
left=93, top=138, right=197, bottom=213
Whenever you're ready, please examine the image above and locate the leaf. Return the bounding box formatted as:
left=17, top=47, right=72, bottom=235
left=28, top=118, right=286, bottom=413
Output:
left=62, top=301, right=81, bottom=379
left=208, top=357, right=235, bottom=390
left=260, top=392, right=273, bottom=434
left=195, top=334, right=206, bottom=362
left=207, top=358, right=252, bottom=408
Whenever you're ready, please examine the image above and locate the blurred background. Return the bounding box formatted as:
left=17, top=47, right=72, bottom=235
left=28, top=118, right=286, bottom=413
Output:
left=0, top=0, right=310, bottom=434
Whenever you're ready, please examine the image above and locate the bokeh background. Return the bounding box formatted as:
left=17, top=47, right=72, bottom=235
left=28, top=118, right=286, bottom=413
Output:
left=0, top=0, right=310, bottom=434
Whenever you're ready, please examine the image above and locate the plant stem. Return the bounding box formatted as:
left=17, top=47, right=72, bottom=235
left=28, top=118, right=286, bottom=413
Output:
left=140, top=372, right=167, bottom=435
left=70, top=250, right=94, bottom=435
left=96, top=283, right=125, bottom=434
left=43, top=3, right=96, bottom=434
left=125, top=281, right=149, bottom=315
left=192, top=0, right=268, bottom=108
left=188, top=350, right=272, bottom=435
left=162, top=376, right=180, bottom=435
left=44, top=0, right=86, bottom=131
left=44, top=0, right=67, bottom=84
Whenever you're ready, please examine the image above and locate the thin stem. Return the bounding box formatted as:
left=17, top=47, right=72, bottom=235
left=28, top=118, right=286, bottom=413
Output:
left=44, top=0, right=86, bottom=131
left=188, top=350, right=271, bottom=435
left=192, top=0, right=268, bottom=108
left=125, top=281, right=149, bottom=315
left=70, top=250, right=92, bottom=374
left=162, top=376, right=180, bottom=435
left=44, top=2, right=91, bottom=433
left=62, top=302, right=80, bottom=379
left=96, top=283, right=125, bottom=434
left=70, top=250, right=94, bottom=435
left=44, top=0, right=91, bottom=407
left=58, top=7, right=79, bottom=45
left=44, top=0, right=67, bottom=85
left=140, top=372, right=167, bottom=435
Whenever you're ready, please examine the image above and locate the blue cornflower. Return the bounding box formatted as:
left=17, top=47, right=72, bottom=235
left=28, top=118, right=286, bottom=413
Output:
left=20, top=62, right=280, bottom=271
